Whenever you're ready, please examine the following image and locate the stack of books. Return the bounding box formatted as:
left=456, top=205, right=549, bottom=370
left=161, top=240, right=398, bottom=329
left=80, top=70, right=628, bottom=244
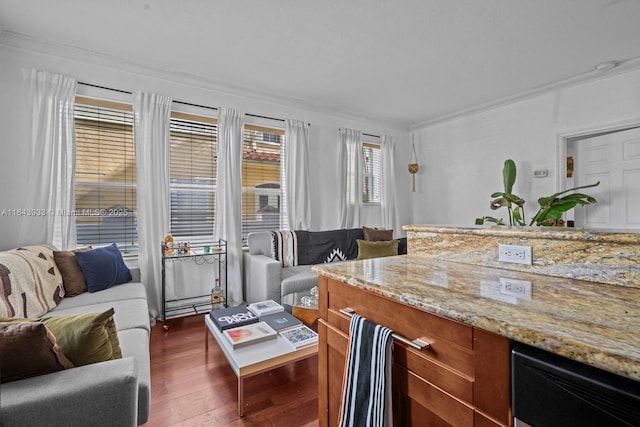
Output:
left=247, top=299, right=284, bottom=317
left=209, top=305, right=258, bottom=331
left=279, top=325, right=318, bottom=348
left=222, top=321, right=277, bottom=349
left=260, top=311, right=302, bottom=332
left=210, top=300, right=318, bottom=349
left=250, top=299, right=318, bottom=348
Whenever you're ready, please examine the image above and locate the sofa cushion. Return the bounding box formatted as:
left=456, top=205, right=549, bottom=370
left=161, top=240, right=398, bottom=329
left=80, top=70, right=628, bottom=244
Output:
left=281, top=265, right=318, bottom=297
left=356, top=239, right=399, bottom=260
left=47, top=298, right=150, bottom=333
left=363, top=226, right=393, bottom=241
left=39, top=308, right=121, bottom=367
left=53, top=247, right=92, bottom=297
left=0, top=245, right=65, bottom=318
left=54, top=282, right=147, bottom=311
left=0, top=356, right=140, bottom=427
left=0, top=322, right=74, bottom=383
left=74, top=243, right=132, bottom=293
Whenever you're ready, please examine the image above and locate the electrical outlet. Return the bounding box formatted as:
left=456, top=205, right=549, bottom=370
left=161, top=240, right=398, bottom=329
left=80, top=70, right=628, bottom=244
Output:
left=499, top=277, right=532, bottom=299
left=498, top=244, right=532, bottom=265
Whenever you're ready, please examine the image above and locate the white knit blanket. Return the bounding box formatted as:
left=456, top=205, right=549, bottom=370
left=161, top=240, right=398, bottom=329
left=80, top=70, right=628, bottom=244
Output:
left=271, top=230, right=298, bottom=267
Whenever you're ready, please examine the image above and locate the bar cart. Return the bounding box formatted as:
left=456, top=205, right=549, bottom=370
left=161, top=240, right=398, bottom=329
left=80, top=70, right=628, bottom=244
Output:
left=161, top=239, right=227, bottom=330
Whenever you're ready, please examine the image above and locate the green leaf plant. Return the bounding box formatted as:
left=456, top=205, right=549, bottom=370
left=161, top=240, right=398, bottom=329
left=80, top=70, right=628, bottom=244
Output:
left=475, top=159, right=599, bottom=227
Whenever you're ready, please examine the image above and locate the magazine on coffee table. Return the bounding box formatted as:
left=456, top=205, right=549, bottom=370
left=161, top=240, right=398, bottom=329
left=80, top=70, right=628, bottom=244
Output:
left=222, top=321, right=277, bottom=349
left=279, top=325, right=318, bottom=349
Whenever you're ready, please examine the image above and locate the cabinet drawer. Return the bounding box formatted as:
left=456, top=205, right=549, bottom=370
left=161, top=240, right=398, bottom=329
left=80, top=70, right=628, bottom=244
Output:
left=394, top=345, right=473, bottom=403
left=326, top=278, right=474, bottom=376
left=395, top=364, right=474, bottom=427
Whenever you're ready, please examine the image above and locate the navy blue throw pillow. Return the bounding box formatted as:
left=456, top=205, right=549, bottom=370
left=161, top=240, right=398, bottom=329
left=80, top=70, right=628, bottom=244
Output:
left=74, top=243, right=132, bottom=293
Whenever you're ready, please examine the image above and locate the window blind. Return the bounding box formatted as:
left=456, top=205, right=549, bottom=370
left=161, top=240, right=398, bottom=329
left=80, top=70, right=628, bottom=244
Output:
left=362, top=141, right=381, bottom=204
left=74, top=97, right=137, bottom=253
left=169, top=112, right=217, bottom=242
left=241, top=123, right=287, bottom=244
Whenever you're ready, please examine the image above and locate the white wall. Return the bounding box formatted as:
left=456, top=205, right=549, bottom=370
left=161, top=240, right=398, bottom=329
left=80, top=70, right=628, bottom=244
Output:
left=412, top=69, right=640, bottom=227
left=0, top=41, right=412, bottom=250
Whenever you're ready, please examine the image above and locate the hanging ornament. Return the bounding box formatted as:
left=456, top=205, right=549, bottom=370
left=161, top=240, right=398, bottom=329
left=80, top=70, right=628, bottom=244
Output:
left=408, top=136, right=419, bottom=192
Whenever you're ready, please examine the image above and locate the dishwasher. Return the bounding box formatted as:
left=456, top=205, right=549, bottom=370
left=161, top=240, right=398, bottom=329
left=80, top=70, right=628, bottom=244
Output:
left=512, top=345, right=640, bottom=427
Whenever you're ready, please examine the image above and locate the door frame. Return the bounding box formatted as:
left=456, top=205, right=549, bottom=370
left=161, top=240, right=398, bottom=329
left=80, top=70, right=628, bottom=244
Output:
left=555, top=118, right=640, bottom=193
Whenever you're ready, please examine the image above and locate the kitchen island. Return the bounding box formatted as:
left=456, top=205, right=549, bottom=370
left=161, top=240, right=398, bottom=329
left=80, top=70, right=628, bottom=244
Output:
left=313, top=255, right=640, bottom=381
left=313, top=225, right=639, bottom=426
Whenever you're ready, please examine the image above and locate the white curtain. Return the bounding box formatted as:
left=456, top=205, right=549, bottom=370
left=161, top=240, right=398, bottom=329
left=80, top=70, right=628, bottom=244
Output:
left=283, top=119, right=311, bottom=230
left=380, top=135, right=399, bottom=234
left=133, top=91, right=172, bottom=319
left=215, top=108, right=245, bottom=306
left=19, top=69, right=77, bottom=249
left=339, top=128, right=362, bottom=229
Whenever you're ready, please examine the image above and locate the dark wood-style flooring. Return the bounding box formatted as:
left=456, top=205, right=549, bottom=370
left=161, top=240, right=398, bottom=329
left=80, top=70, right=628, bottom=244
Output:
left=147, top=314, right=319, bottom=426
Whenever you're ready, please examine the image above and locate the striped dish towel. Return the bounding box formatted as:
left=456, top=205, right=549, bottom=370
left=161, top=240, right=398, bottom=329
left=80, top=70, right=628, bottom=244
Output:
left=338, top=314, right=394, bottom=427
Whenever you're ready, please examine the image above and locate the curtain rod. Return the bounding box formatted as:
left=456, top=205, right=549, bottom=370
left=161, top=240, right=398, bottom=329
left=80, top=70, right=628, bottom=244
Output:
left=78, top=82, right=304, bottom=125
left=338, top=128, right=380, bottom=139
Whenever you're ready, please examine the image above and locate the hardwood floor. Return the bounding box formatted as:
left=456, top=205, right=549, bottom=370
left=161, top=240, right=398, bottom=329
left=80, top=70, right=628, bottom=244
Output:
left=146, top=314, right=319, bottom=427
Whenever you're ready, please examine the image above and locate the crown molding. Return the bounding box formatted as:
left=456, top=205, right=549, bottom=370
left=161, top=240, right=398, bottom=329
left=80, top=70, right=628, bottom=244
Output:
left=410, top=56, right=640, bottom=131
left=0, top=30, right=410, bottom=132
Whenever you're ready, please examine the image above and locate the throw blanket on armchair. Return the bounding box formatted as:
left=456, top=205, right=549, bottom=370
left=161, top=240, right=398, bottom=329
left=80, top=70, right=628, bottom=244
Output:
left=271, top=230, right=298, bottom=267
left=271, top=228, right=364, bottom=267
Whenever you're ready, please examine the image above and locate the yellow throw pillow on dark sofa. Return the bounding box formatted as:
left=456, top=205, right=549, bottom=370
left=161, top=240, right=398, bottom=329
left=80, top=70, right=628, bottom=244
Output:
left=356, top=239, right=399, bottom=260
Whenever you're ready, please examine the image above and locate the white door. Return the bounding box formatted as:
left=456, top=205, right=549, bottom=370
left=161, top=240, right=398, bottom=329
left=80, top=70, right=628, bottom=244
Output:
left=575, top=127, right=640, bottom=229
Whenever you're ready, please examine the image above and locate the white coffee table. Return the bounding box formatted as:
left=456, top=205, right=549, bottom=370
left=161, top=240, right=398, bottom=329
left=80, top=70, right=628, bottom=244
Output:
left=204, top=315, right=318, bottom=416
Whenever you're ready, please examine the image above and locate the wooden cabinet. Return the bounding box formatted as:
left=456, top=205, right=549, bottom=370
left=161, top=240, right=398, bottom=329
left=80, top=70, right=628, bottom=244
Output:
left=318, top=276, right=511, bottom=427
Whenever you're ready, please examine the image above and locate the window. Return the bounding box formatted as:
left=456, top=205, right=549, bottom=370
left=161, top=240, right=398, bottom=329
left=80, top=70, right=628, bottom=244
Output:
left=74, top=97, right=137, bottom=253
left=169, top=112, right=217, bottom=243
left=241, top=124, right=286, bottom=244
left=362, top=141, right=381, bottom=204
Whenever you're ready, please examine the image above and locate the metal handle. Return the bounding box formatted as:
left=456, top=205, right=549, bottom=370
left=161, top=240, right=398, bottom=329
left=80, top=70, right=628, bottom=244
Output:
left=339, top=307, right=430, bottom=350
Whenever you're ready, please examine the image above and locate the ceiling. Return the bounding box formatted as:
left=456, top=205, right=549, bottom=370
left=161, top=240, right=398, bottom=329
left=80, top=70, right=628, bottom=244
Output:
left=2, top=0, right=640, bottom=129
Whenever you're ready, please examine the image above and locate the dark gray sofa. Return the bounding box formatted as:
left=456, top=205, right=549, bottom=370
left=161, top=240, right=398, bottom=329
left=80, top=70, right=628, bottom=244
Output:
left=243, top=228, right=406, bottom=305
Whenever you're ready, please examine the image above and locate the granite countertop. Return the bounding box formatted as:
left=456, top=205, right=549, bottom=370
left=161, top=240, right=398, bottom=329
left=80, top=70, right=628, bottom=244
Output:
left=312, top=255, right=640, bottom=382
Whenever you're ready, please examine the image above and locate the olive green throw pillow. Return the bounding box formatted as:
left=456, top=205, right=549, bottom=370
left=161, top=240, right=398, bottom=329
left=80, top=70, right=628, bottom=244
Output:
left=356, top=239, right=399, bottom=260
left=40, top=308, right=122, bottom=366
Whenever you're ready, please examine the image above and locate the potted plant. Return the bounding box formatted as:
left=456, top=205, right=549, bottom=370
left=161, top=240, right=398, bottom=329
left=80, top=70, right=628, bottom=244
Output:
left=475, top=159, right=599, bottom=227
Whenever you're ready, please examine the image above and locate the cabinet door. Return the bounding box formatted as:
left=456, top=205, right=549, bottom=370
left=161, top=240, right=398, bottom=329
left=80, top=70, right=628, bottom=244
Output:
left=318, top=320, right=348, bottom=427
left=474, top=328, right=511, bottom=426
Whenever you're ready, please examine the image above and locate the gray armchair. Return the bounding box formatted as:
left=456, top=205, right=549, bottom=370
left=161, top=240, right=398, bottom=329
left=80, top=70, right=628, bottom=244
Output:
left=243, top=231, right=318, bottom=305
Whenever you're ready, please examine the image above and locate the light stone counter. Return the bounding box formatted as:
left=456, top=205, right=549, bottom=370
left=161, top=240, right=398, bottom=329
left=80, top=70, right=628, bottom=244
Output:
left=404, top=225, right=640, bottom=288
left=312, top=255, right=640, bottom=382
